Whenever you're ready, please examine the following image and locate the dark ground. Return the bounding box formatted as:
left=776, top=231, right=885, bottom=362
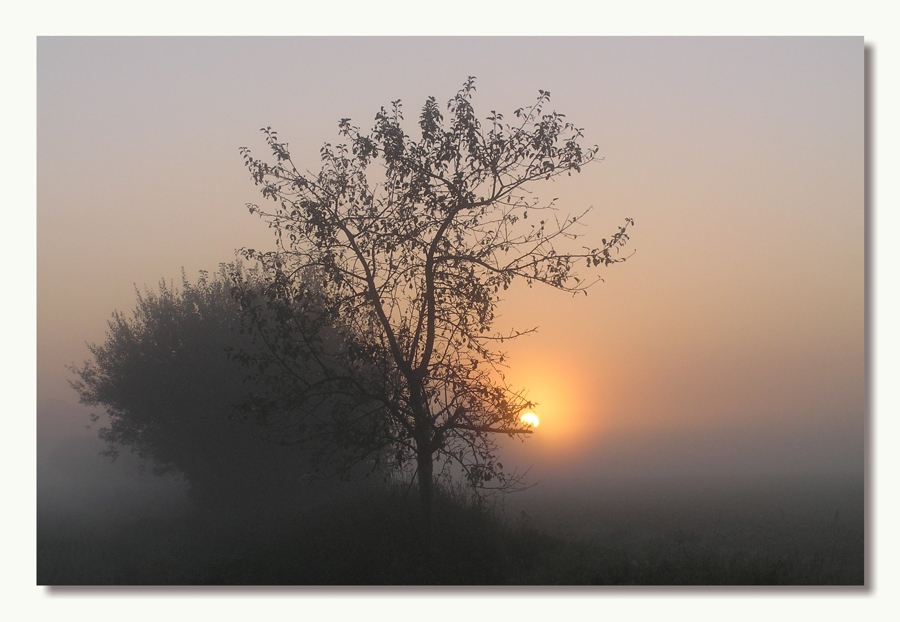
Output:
left=37, top=472, right=864, bottom=586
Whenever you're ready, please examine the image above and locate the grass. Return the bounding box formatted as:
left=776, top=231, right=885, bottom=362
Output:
left=37, top=476, right=864, bottom=586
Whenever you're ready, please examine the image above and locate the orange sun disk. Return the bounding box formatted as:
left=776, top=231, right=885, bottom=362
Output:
left=520, top=411, right=540, bottom=428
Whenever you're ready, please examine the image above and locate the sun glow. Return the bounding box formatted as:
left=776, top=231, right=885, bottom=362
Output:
left=497, top=343, right=609, bottom=461
left=520, top=411, right=540, bottom=428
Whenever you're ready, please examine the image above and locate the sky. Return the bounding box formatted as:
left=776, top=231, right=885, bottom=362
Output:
left=37, top=37, right=864, bottom=482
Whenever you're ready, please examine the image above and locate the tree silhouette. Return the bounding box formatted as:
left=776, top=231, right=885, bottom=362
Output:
left=235, top=77, right=633, bottom=536
left=69, top=265, right=351, bottom=510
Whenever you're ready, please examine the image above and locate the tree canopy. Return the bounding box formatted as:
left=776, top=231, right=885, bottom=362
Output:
left=69, top=266, right=348, bottom=509
left=235, top=77, right=633, bottom=532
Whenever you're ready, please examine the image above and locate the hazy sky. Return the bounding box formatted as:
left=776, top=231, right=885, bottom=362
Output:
left=37, top=37, right=864, bottom=483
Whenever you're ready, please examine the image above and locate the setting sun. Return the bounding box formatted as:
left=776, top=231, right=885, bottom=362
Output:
left=520, top=412, right=540, bottom=428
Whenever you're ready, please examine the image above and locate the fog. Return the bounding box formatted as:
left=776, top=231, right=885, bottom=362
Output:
left=37, top=397, right=863, bottom=585
left=37, top=400, right=189, bottom=529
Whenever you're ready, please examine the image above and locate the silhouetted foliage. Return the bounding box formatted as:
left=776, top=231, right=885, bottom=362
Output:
left=229, top=265, right=398, bottom=479
left=236, top=77, right=634, bottom=534
left=69, top=265, right=342, bottom=509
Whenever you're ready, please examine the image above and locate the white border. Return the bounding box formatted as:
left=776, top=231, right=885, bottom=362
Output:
left=9, top=3, right=898, bottom=621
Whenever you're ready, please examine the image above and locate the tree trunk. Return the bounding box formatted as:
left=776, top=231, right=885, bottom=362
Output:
left=416, top=443, right=434, bottom=547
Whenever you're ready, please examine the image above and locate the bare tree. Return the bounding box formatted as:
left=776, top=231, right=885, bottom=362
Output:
left=234, top=77, right=633, bottom=536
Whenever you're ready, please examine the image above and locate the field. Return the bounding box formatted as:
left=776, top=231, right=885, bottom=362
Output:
left=37, top=472, right=863, bottom=586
